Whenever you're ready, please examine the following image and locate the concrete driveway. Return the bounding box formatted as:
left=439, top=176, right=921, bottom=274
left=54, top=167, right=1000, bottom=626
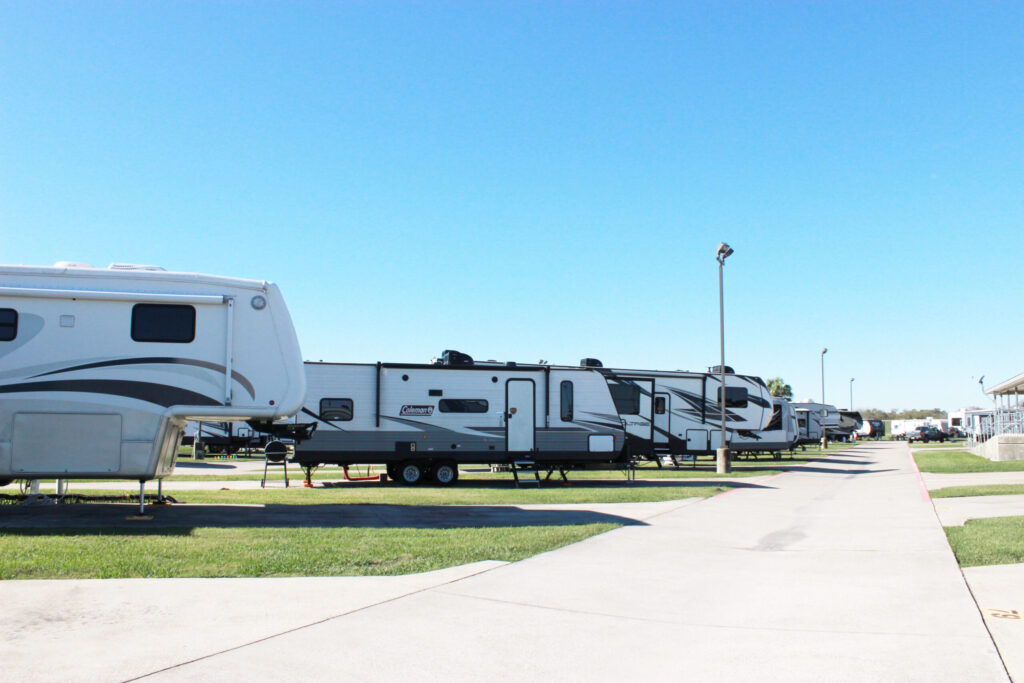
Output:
left=0, top=442, right=1009, bottom=682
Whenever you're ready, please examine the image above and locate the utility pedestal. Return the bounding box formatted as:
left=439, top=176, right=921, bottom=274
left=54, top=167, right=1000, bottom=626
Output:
left=716, top=447, right=731, bottom=474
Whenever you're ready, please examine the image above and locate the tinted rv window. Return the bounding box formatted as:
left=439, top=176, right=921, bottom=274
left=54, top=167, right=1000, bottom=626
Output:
left=560, top=381, right=573, bottom=421
left=609, top=383, right=640, bottom=415
left=0, top=309, right=16, bottom=341
left=765, top=405, right=782, bottom=431
left=131, top=304, right=195, bottom=343
left=654, top=396, right=666, bottom=415
left=439, top=399, right=488, bottom=413
left=717, top=386, right=748, bottom=408
left=320, top=398, right=353, bottom=421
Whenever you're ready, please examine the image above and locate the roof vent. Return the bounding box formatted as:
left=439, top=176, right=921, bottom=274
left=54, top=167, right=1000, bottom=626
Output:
left=53, top=261, right=95, bottom=269
left=580, top=358, right=603, bottom=368
left=709, top=365, right=735, bottom=374
left=108, top=263, right=166, bottom=271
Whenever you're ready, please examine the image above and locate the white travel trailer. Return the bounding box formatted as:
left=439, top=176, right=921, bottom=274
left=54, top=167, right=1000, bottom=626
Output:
left=0, top=262, right=305, bottom=487
left=293, top=351, right=627, bottom=485
left=594, top=364, right=773, bottom=458
left=791, top=401, right=839, bottom=444
left=731, top=397, right=799, bottom=455
left=856, top=418, right=885, bottom=438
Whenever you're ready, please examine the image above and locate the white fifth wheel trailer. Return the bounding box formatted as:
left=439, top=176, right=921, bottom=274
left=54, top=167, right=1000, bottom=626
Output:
left=292, top=351, right=627, bottom=485
left=593, top=363, right=773, bottom=458
left=0, top=262, right=305, bottom=487
left=730, top=396, right=799, bottom=456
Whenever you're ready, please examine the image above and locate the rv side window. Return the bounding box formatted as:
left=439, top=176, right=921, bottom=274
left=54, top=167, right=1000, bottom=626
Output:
left=320, top=398, right=353, bottom=421
left=560, top=381, right=573, bottom=421
left=131, top=304, right=196, bottom=343
left=654, top=396, right=666, bottom=415
left=439, top=399, right=488, bottom=413
left=609, top=383, right=641, bottom=415
left=0, top=308, right=16, bottom=341
left=765, top=405, right=782, bottom=431
left=717, top=386, right=748, bottom=408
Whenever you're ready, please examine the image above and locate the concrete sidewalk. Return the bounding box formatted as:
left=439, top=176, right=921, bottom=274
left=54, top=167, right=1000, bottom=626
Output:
left=1, top=441, right=1006, bottom=682
left=934, top=494, right=1024, bottom=526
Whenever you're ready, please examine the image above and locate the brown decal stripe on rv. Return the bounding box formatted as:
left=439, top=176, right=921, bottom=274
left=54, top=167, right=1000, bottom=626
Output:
left=30, top=357, right=256, bottom=399
left=0, top=379, right=220, bottom=407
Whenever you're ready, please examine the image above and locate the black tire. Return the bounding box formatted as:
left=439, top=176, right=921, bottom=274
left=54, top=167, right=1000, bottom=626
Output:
left=0, top=478, right=13, bottom=487
left=386, top=463, right=402, bottom=482
left=432, top=462, right=459, bottom=486
left=399, top=462, right=424, bottom=485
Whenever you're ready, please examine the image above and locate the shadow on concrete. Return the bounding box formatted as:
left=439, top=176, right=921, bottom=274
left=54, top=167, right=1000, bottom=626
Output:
left=0, top=502, right=651, bottom=531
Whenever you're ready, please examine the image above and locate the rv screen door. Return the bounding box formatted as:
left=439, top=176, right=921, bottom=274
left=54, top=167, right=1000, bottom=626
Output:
left=653, top=392, right=670, bottom=446
left=506, top=379, right=536, bottom=453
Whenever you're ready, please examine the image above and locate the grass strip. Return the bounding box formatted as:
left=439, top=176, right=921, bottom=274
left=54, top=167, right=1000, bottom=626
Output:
left=914, top=450, right=1024, bottom=474
left=930, top=484, right=1024, bottom=499
left=0, top=524, right=618, bottom=579
left=945, top=516, right=1024, bottom=567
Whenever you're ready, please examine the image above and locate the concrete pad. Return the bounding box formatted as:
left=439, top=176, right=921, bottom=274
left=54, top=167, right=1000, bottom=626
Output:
left=0, top=562, right=505, bottom=683
left=1, top=443, right=1008, bottom=682
left=137, top=444, right=1007, bottom=681
left=923, top=472, right=1024, bottom=490
left=933, top=495, right=1024, bottom=526
left=964, top=563, right=1024, bottom=682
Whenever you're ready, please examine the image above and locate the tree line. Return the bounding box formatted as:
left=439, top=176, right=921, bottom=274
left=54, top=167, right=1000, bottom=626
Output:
left=765, top=378, right=957, bottom=419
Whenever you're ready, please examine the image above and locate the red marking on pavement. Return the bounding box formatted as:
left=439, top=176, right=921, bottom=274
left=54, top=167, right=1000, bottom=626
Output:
left=907, top=446, right=931, bottom=502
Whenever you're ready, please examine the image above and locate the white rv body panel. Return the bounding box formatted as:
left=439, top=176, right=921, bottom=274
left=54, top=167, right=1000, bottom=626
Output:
left=294, top=361, right=626, bottom=469
left=794, top=408, right=823, bottom=444
left=731, top=397, right=799, bottom=453
left=0, top=263, right=305, bottom=480
left=597, top=368, right=772, bottom=456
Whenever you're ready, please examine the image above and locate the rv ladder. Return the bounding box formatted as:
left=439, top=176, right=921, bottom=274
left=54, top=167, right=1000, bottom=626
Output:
left=511, top=461, right=541, bottom=488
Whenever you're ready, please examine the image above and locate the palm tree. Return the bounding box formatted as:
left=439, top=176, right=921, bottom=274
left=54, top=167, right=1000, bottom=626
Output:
left=766, top=377, right=793, bottom=399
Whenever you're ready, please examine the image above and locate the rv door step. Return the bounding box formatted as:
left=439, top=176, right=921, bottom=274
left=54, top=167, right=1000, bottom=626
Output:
left=511, top=461, right=541, bottom=487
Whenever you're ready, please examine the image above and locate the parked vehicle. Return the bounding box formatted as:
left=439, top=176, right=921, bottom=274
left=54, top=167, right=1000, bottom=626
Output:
left=907, top=426, right=946, bottom=443
left=0, top=261, right=305, bottom=486
left=791, top=401, right=839, bottom=444
left=292, top=351, right=627, bottom=484
left=595, top=364, right=773, bottom=459
left=727, top=396, right=799, bottom=457
left=855, top=419, right=885, bottom=439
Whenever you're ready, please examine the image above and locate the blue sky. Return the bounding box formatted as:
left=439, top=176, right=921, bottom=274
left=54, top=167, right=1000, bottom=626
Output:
left=2, top=2, right=1022, bottom=411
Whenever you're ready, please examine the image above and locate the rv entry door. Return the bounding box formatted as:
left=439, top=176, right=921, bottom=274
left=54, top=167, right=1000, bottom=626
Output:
left=654, top=392, right=670, bottom=447
left=505, top=379, right=536, bottom=453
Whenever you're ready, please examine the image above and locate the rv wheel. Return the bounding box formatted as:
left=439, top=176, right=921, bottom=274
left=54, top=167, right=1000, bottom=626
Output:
left=386, top=463, right=402, bottom=482
left=0, top=478, right=12, bottom=487
left=432, top=462, right=459, bottom=486
left=399, top=462, right=424, bottom=485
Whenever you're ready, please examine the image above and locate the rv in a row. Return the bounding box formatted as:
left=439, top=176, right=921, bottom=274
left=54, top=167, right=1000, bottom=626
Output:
left=290, top=352, right=777, bottom=483
left=0, top=262, right=306, bottom=486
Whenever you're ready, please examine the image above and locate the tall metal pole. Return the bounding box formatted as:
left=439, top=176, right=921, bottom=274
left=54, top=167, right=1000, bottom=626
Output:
left=717, top=256, right=729, bottom=474
left=849, top=377, right=855, bottom=411
left=820, top=348, right=828, bottom=450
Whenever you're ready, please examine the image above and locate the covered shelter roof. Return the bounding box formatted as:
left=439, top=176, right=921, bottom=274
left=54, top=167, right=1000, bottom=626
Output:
left=987, top=373, right=1024, bottom=396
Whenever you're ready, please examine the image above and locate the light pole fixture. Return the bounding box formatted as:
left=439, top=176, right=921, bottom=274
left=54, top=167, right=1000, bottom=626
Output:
left=820, top=348, right=828, bottom=450
left=849, top=377, right=855, bottom=411
left=716, top=242, right=734, bottom=474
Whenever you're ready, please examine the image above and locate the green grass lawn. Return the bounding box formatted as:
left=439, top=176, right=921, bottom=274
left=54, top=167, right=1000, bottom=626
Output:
left=931, top=484, right=1024, bottom=499
left=0, top=524, right=618, bottom=579
left=945, top=516, right=1024, bottom=567
left=914, top=450, right=1024, bottom=473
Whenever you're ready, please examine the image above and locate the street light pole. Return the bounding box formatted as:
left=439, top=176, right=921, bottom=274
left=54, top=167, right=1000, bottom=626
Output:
left=850, top=377, right=855, bottom=411
left=716, top=242, right=734, bottom=474
left=820, top=348, right=828, bottom=450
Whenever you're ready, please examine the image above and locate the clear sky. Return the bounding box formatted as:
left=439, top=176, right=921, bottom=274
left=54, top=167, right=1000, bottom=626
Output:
left=2, top=2, right=1022, bottom=412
